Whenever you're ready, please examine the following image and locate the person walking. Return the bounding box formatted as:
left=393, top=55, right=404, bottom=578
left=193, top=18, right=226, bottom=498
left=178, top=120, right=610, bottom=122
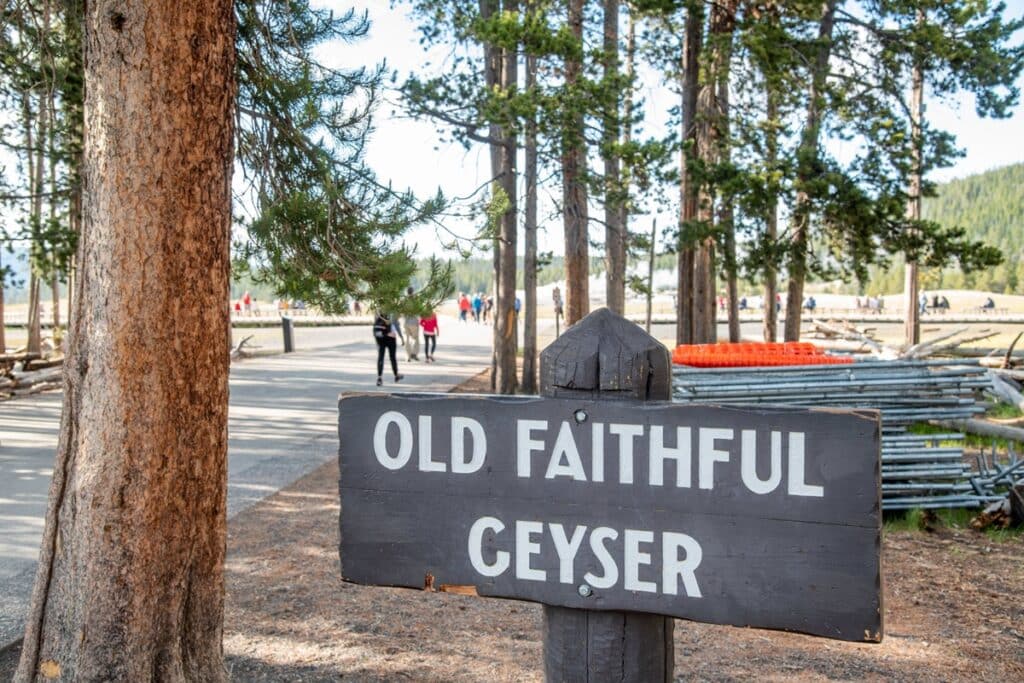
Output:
left=373, top=311, right=404, bottom=386
left=484, top=295, right=494, bottom=323
left=420, top=309, right=439, bottom=362
left=403, top=288, right=421, bottom=361
left=458, top=293, right=470, bottom=322
left=472, top=293, right=483, bottom=323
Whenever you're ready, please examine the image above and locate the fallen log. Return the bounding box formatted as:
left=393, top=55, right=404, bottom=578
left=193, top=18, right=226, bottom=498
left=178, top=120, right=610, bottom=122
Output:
left=25, top=356, right=64, bottom=372
left=903, top=327, right=969, bottom=359
left=931, top=418, right=1024, bottom=443
left=987, top=372, right=1024, bottom=412
left=230, top=334, right=257, bottom=360
left=9, top=367, right=64, bottom=388
left=13, top=381, right=63, bottom=396
left=810, top=319, right=890, bottom=357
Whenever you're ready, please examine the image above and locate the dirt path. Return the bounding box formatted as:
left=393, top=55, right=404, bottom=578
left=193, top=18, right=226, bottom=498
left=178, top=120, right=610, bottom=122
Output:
left=218, top=461, right=1023, bottom=682
left=219, top=370, right=1024, bottom=681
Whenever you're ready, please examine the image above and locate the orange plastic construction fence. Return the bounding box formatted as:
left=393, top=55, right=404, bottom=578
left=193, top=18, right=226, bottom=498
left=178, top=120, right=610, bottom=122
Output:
left=672, top=341, right=853, bottom=367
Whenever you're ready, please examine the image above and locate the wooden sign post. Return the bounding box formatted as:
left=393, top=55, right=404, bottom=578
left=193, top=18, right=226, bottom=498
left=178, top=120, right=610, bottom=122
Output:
left=338, top=309, right=883, bottom=682
left=539, top=308, right=674, bottom=681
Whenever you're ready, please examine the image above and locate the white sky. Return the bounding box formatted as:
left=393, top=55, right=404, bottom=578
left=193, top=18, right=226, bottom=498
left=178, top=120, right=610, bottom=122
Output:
left=316, top=0, right=1024, bottom=259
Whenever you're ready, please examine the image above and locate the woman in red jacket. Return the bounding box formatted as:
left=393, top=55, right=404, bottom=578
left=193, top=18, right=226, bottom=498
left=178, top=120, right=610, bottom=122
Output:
left=420, top=311, right=439, bottom=362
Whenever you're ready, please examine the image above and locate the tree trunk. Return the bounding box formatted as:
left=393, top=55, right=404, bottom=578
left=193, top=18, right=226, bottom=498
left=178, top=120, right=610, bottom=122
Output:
left=724, top=207, right=740, bottom=342
left=25, top=83, right=46, bottom=356
left=481, top=0, right=502, bottom=391
left=715, top=8, right=739, bottom=343
left=16, top=1, right=235, bottom=680
left=0, top=248, right=6, bottom=353
left=646, top=218, right=656, bottom=333
left=603, top=0, right=626, bottom=314
left=48, top=101, right=61, bottom=332
left=27, top=275, right=42, bottom=355
left=50, top=274, right=60, bottom=329
left=676, top=0, right=702, bottom=346
left=692, top=0, right=736, bottom=344
left=763, top=83, right=779, bottom=342
left=903, top=8, right=925, bottom=347
left=563, top=0, right=589, bottom=325
left=522, top=19, right=539, bottom=395
left=495, top=0, right=519, bottom=395
left=784, top=0, right=836, bottom=342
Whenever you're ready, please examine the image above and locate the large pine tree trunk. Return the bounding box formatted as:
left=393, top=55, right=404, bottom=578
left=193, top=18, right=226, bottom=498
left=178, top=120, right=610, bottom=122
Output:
left=602, top=0, right=626, bottom=314
left=495, top=0, right=519, bottom=395
left=522, top=27, right=539, bottom=394
left=16, top=2, right=235, bottom=680
left=785, top=0, right=836, bottom=342
left=563, top=0, right=589, bottom=325
left=676, top=0, right=702, bottom=345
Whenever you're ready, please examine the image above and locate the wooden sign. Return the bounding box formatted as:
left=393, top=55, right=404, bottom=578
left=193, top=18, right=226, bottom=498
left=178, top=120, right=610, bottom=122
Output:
left=338, top=393, right=882, bottom=642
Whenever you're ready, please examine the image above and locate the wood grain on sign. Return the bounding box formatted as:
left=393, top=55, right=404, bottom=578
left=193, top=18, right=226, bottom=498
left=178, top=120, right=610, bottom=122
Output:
left=338, top=393, right=882, bottom=642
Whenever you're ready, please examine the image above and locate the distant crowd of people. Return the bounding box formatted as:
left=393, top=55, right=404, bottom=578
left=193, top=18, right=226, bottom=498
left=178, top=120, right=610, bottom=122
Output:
left=455, top=291, right=523, bottom=323
left=232, top=291, right=307, bottom=315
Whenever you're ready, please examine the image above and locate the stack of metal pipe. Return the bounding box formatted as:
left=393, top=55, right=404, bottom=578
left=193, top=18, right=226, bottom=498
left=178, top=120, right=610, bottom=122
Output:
left=671, top=359, right=1008, bottom=510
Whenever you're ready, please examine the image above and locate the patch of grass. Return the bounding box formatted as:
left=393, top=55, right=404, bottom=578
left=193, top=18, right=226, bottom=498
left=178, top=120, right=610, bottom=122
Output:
left=907, top=418, right=1024, bottom=454
left=882, top=506, right=1023, bottom=542
left=985, top=403, right=1023, bottom=420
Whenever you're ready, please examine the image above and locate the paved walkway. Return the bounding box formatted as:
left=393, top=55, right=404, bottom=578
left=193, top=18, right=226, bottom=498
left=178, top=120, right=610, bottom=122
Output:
left=0, top=317, right=495, bottom=648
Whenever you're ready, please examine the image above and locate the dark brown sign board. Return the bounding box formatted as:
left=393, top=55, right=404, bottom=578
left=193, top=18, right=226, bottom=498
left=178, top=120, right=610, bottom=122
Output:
left=338, top=392, right=883, bottom=643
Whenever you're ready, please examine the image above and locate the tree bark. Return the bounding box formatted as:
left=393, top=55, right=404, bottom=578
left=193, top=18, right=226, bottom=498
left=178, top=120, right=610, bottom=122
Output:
left=763, top=83, right=779, bottom=342
left=495, top=0, right=519, bottom=395
left=481, top=0, right=502, bottom=391
left=723, top=206, right=740, bottom=342
left=903, top=8, right=925, bottom=347
left=563, top=0, right=589, bottom=325
left=646, top=218, right=656, bottom=334
left=16, top=1, right=235, bottom=680
left=0, top=248, right=6, bottom=353
left=676, top=1, right=702, bottom=346
left=522, top=15, right=539, bottom=394
left=48, top=96, right=61, bottom=332
left=25, top=85, right=45, bottom=356
left=603, top=0, right=626, bottom=314
left=26, top=275, right=42, bottom=355
left=784, top=0, right=836, bottom=342
left=715, top=8, right=739, bottom=343
left=692, top=0, right=736, bottom=344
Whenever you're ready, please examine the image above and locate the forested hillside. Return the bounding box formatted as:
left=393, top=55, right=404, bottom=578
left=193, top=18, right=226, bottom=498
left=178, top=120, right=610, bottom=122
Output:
left=866, top=163, right=1024, bottom=295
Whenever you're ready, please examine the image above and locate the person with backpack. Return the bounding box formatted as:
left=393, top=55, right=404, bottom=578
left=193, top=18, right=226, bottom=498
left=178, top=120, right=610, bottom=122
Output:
left=372, top=311, right=404, bottom=386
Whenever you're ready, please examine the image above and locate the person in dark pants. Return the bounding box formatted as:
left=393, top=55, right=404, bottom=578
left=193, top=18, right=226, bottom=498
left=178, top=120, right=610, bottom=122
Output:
left=373, top=312, right=404, bottom=386
left=420, top=310, right=439, bottom=362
